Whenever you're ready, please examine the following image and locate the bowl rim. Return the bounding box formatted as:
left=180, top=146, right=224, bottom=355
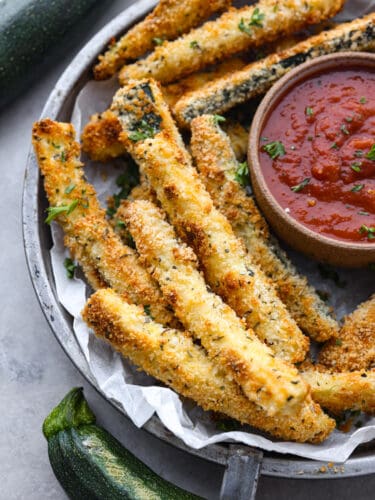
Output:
left=249, top=51, right=375, bottom=255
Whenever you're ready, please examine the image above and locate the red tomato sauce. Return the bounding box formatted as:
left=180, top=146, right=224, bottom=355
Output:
left=260, top=68, right=375, bottom=243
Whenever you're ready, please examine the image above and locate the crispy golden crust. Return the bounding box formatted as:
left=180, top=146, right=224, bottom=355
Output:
left=83, top=288, right=334, bottom=443
left=118, top=0, right=344, bottom=85
left=120, top=199, right=309, bottom=417
left=81, top=110, right=126, bottom=162
left=301, top=365, right=375, bottom=415
left=190, top=115, right=338, bottom=342
left=319, top=295, right=375, bottom=371
left=94, top=0, right=232, bottom=80
left=111, top=79, right=309, bottom=363
left=174, top=13, right=375, bottom=126
left=32, top=119, right=176, bottom=327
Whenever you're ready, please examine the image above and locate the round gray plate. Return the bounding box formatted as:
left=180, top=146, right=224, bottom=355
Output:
left=22, top=0, right=375, bottom=490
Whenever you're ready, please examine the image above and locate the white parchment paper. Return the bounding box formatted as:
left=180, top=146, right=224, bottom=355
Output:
left=49, top=0, right=375, bottom=462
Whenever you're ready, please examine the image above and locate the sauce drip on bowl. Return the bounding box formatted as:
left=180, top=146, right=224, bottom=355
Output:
left=260, top=68, right=375, bottom=243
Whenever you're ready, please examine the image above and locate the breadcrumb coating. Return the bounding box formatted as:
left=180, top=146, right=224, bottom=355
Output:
left=32, top=119, right=177, bottom=327
left=83, top=288, right=334, bottom=443
left=120, top=199, right=308, bottom=416
left=319, top=295, right=375, bottom=371
left=190, top=115, right=338, bottom=342
left=94, top=0, right=232, bottom=80
left=111, top=79, right=309, bottom=363
left=119, top=0, right=344, bottom=85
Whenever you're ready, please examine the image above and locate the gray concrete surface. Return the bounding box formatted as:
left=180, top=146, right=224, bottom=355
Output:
left=0, top=1, right=374, bottom=498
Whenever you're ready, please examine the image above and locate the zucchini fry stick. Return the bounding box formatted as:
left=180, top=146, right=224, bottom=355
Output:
left=190, top=115, right=338, bottom=342
left=118, top=0, right=344, bottom=85
left=319, top=295, right=375, bottom=371
left=120, top=199, right=308, bottom=417
left=32, top=119, right=176, bottom=327
left=301, top=367, right=375, bottom=415
left=82, top=59, right=246, bottom=163
left=175, top=13, right=375, bottom=126
left=111, top=80, right=309, bottom=363
left=94, top=0, right=232, bottom=80
left=83, top=288, right=335, bottom=443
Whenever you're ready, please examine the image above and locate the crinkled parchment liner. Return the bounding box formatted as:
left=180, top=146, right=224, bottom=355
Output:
left=49, top=0, right=375, bottom=461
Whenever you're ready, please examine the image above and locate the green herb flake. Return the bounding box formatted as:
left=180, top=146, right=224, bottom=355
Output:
left=60, top=150, right=67, bottom=162
left=152, top=37, right=164, bottom=46
left=351, top=184, right=364, bottom=192
left=64, top=183, right=76, bottom=194
left=263, top=140, right=285, bottom=159
left=365, top=144, right=375, bottom=160
left=213, top=114, right=226, bottom=125
left=64, top=258, right=77, bottom=279
left=359, top=224, right=375, bottom=240
left=351, top=162, right=362, bottom=173
left=318, top=263, right=347, bottom=288
left=359, top=96, right=367, bottom=104
left=116, top=220, right=126, bottom=229
left=216, top=419, right=241, bottom=432
left=261, top=136, right=269, bottom=142
left=45, top=200, right=79, bottom=224
left=235, top=161, right=249, bottom=187
left=238, top=8, right=265, bottom=35
left=190, top=40, right=200, bottom=50
left=238, top=18, right=252, bottom=36
left=305, top=106, right=314, bottom=116
left=335, top=339, right=343, bottom=346
left=143, top=305, right=154, bottom=319
left=340, top=124, right=350, bottom=135
left=330, top=142, right=339, bottom=150
left=129, top=117, right=160, bottom=142
left=291, top=177, right=310, bottom=193
left=354, top=150, right=363, bottom=157
left=107, top=160, right=140, bottom=217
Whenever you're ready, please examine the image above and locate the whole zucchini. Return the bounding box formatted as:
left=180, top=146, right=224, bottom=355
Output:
left=43, top=388, right=201, bottom=499
left=0, top=0, right=100, bottom=108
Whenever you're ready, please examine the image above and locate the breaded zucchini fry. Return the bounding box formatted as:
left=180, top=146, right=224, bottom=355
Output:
left=81, top=110, right=126, bottom=162
left=83, top=288, right=335, bottom=443
left=111, top=80, right=309, bottom=363
left=319, top=295, right=375, bottom=371
left=190, top=115, right=338, bottom=342
left=118, top=0, right=344, bottom=85
left=301, top=367, right=375, bottom=415
left=32, top=119, right=176, bottom=327
left=94, top=0, right=232, bottom=80
left=82, top=59, right=246, bottom=163
left=175, top=13, right=375, bottom=126
left=120, top=199, right=308, bottom=416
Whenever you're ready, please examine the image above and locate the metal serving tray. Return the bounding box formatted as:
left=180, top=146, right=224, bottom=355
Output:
left=22, top=1, right=375, bottom=497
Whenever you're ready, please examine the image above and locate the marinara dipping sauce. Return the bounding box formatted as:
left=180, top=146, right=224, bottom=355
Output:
left=259, top=68, right=375, bottom=243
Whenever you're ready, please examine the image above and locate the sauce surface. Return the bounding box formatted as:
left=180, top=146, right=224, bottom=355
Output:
left=260, top=68, right=375, bottom=243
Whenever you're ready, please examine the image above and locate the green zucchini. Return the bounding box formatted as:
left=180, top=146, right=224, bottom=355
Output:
left=0, top=0, right=100, bottom=108
left=43, top=388, right=201, bottom=500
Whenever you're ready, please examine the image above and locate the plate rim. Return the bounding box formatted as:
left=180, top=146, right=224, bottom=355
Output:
left=22, top=0, right=375, bottom=478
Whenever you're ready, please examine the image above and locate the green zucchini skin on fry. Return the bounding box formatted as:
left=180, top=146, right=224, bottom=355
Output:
left=174, top=14, right=375, bottom=127
left=44, top=388, right=200, bottom=500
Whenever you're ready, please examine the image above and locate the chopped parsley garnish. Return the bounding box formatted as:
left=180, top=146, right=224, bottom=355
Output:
left=238, top=8, right=265, bottom=35
left=263, top=140, right=285, bottom=159
left=235, top=161, right=249, bottom=187
left=60, top=150, right=67, bottom=162
left=143, top=304, right=154, bottom=318
left=305, top=106, right=314, bottom=116
left=350, top=162, right=362, bottom=173
left=190, top=40, right=200, bottom=49
left=330, top=142, right=339, bottom=150
left=359, top=224, right=375, bottom=240
left=213, top=114, right=226, bottom=125
left=365, top=144, right=375, bottom=160
left=318, top=264, right=346, bottom=288
left=354, top=150, right=363, bottom=157
left=129, top=115, right=161, bottom=142
left=152, top=37, right=164, bottom=46
left=335, top=338, right=343, bottom=346
left=351, top=184, right=364, bottom=192
left=359, top=96, right=367, bottom=104
left=64, top=258, right=77, bottom=279
left=45, top=200, right=78, bottom=224
left=64, top=183, right=76, bottom=194
left=291, top=177, right=310, bottom=193
left=340, top=124, right=350, bottom=135
left=116, top=220, right=126, bottom=229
